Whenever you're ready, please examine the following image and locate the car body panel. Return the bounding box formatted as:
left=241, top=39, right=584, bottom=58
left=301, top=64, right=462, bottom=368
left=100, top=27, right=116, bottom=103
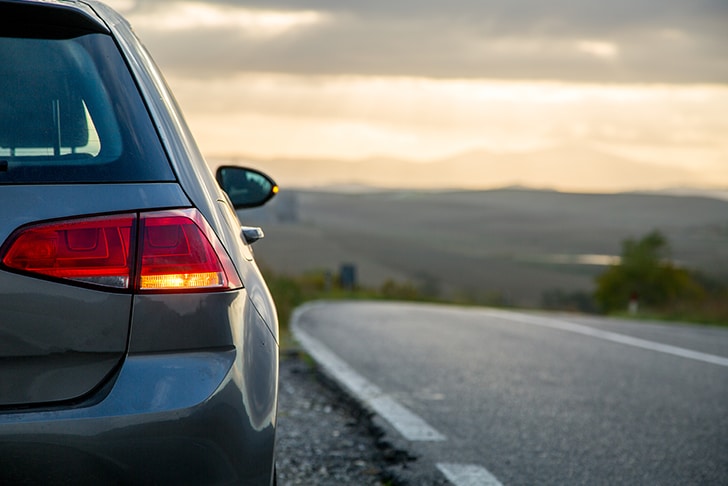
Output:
left=0, top=272, right=128, bottom=406
left=0, top=292, right=277, bottom=484
left=0, top=183, right=190, bottom=406
left=128, top=291, right=240, bottom=353
left=0, top=1, right=279, bottom=483
left=0, top=348, right=274, bottom=484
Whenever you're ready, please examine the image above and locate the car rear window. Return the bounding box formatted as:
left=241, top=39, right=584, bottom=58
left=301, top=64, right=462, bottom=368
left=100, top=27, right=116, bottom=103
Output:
left=0, top=30, right=175, bottom=184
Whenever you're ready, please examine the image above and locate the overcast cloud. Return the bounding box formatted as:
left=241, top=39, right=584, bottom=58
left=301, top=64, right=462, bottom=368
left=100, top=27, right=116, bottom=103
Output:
left=125, top=0, right=727, bottom=83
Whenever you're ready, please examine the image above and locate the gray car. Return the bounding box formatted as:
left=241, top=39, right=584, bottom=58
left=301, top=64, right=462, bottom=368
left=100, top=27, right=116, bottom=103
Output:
left=0, top=1, right=279, bottom=484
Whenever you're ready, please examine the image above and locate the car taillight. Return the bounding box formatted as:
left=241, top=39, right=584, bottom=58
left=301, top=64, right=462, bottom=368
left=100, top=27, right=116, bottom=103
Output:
left=1, top=209, right=242, bottom=292
left=137, top=209, right=242, bottom=291
left=1, top=214, right=135, bottom=288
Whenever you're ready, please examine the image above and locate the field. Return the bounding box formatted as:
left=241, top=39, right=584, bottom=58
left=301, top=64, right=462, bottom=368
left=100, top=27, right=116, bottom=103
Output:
left=239, top=188, right=728, bottom=307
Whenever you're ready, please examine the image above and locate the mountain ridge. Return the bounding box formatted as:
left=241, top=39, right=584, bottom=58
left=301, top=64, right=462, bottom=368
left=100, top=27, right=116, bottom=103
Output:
left=209, top=145, right=715, bottom=193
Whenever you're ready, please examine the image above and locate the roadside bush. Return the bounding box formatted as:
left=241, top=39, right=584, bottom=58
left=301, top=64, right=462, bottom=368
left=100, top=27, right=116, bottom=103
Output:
left=594, top=230, right=727, bottom=324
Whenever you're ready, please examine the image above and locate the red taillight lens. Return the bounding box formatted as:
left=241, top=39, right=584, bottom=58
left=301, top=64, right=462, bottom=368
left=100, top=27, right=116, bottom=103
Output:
left=1, top=215, right=135, bottom=288
left=1, top=209, right=242, bottom=292
left=138, top=209, right=242, bottom=291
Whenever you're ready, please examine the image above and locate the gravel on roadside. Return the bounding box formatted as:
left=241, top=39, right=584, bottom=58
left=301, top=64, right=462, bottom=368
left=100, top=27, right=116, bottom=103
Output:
left=276, top=350, right=413, bottom=486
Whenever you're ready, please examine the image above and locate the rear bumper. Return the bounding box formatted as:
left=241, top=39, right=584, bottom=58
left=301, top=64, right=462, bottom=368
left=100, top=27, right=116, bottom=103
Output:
left=0, top=349, right=276, bottom=485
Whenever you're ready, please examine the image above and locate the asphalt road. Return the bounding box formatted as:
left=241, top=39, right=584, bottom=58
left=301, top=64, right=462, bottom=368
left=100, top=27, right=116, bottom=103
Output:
left=292, top=301, right=728, bottom=485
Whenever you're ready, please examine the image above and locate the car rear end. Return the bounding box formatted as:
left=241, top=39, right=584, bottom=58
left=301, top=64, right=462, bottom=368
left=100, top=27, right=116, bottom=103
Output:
left=0, top=1, right=277, bottom=484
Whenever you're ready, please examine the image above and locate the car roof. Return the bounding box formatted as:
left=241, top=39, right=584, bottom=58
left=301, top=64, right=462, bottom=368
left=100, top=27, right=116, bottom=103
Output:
left=0, top=0, right=111, bottom=34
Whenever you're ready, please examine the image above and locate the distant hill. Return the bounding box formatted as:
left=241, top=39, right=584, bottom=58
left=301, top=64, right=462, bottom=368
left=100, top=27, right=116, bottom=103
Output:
left=210, top=145, right=712, bottom=193
left=241, top=188, right=728, bottom=307
left=643, top=187, right=728, bottom=202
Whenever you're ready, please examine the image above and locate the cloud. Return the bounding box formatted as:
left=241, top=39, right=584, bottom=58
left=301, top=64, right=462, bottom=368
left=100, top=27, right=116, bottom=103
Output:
left=576, top=41, right=619, bottom=60
left=124, top=0, right=727, bottom=83
left=126, top=3, right=328, bottom=37
left=166, top=73, right=728, bottom=168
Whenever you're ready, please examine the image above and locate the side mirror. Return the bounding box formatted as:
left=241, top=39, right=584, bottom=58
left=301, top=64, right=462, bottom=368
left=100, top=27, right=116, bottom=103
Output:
left=216, top=166, right=279, bottom=209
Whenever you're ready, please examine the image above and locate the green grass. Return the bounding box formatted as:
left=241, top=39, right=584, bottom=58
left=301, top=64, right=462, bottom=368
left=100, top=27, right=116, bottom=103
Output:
left=264, top=268, right=728, bottom=351
left=610, top=297, right=728, bottom=327
left=262, top=267, right=471, bottom=349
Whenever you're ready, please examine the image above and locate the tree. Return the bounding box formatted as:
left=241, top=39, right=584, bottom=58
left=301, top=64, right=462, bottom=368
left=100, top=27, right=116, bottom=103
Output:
left=594, top=230, right=704, bottom=312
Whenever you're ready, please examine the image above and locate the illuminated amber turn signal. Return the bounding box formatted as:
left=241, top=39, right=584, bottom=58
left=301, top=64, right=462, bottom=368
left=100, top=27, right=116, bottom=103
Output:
left=140, top=272, right=222, bottom=290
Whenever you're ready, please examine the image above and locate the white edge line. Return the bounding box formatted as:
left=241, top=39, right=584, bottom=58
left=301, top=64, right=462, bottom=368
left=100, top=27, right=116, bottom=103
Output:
left=437, top=463, right=504, bottom=486
left=291, top=304, right=446, bottom=442
left=483, top=309, right=728, bottom=368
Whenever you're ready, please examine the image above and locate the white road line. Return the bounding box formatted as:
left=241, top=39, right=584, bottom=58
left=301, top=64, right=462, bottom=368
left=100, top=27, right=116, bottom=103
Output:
left=292, top=309, right=446, bottom=442
left=437, top=463, right=504, bottom=486
left=482, top=309, right=728, bottom=368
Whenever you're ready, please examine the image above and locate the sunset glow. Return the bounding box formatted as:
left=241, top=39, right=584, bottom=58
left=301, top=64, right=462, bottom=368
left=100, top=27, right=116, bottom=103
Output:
left=168, top=75, right=728, bottom=182
left=107, top=0, right=728, bottom=191
left=126, top=3, right=328, bottom=37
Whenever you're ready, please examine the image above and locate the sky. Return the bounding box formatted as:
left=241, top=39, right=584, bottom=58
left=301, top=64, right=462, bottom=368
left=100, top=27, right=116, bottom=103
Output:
left=106, top=0, right=728, bottom=190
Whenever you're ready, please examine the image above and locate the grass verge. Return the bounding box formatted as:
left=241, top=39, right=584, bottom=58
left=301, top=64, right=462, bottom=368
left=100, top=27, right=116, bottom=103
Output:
left=263, top=268, right=728, bottom=350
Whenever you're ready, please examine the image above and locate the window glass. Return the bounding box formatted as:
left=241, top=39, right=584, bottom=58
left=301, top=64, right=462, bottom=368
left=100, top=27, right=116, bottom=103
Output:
left=0, top=33, right=175, bottom=184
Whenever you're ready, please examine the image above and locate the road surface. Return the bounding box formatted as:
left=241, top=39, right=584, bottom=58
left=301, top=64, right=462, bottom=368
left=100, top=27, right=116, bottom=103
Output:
left=292, top=301, right=728, bottom=485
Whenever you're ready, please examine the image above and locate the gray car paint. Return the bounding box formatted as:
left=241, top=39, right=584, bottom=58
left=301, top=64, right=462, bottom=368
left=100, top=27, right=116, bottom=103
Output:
left=0, top=1, right=278, bottom=483
left=0, top=183, right=190, bottom=405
